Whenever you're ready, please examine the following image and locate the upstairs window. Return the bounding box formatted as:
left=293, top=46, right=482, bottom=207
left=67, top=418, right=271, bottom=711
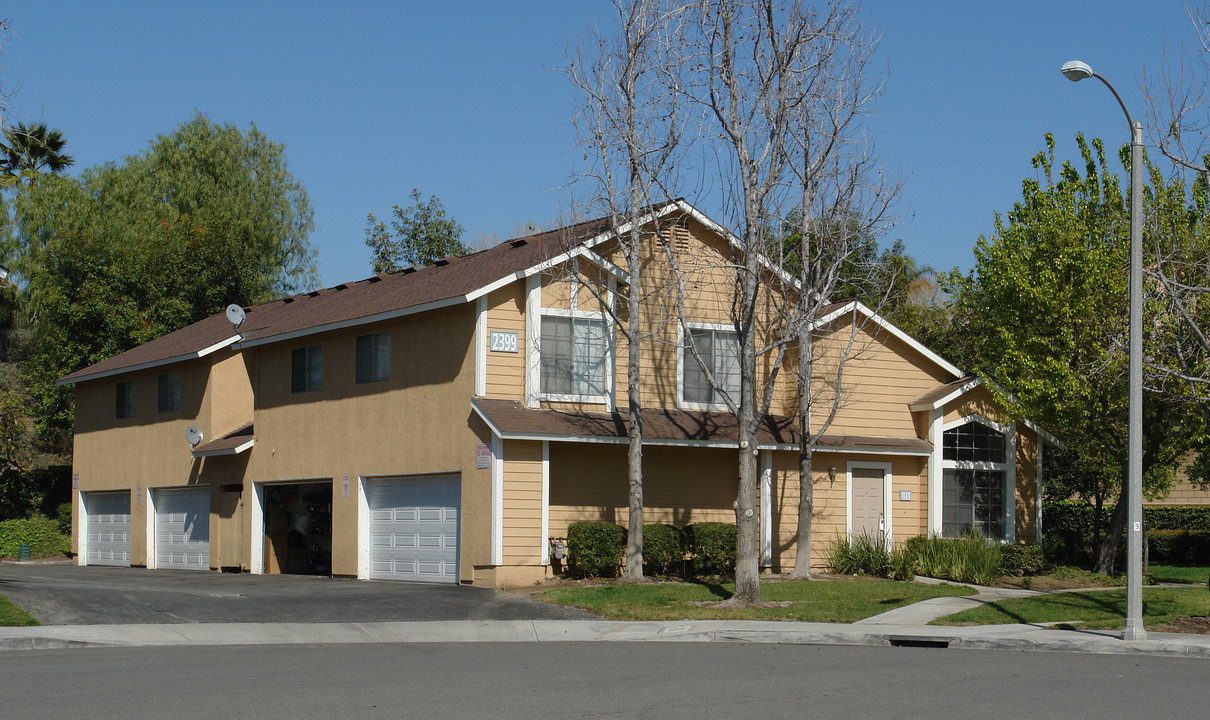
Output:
left=681, top=325, right=740, bottom=409
left=356, top=332, right=391, bottom=384
left=291, top=345, right=323, bottom=393
left=115, top=381, right=136, bottom=419
left=540, top=315, right=608, bottom=399
left=157, top=372, right=181, bottom=413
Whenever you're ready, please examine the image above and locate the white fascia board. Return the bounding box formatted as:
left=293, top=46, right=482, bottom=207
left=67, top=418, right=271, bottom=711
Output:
left=191, top=437, right=256, bottom=458
left=673, top=201, right=799, bottom=288
left=235, top=295, right=467, bottom=349
left=813, top=445, right=933, bottom=457
left=908, top=377, right=985, bottom=412
left=1022, top=419, right=1063, bottom=449
left=813, top=300, right=965, bottom=379
left=56, top=335, right=242, bottom=386
left=465, top=201, right=682, bottom=305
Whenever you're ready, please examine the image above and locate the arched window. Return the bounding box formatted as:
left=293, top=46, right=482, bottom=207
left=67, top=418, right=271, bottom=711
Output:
left=941, top=419, right=1010, bottom=541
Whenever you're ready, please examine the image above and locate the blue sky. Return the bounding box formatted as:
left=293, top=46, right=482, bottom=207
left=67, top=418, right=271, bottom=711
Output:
left=1, top=1, right=1196, bottom=288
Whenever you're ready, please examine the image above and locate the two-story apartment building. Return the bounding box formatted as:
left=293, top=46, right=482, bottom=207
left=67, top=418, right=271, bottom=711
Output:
left=62, top=200, right=1054, bottom=586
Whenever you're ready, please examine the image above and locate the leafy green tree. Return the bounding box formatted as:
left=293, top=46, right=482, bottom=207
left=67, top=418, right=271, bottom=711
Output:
left=0, top=122, right=74, bottom=187
left=365, top=189, right=468, bottom=272
left=12, top=114, right=317, bottom=451
left=946, top=133, right=1194, bottom=573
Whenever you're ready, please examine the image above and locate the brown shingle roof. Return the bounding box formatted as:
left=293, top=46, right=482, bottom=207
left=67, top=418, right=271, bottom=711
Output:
left=909, top=375, right=980, bottom=410
left=60, top=211, right=624, bottom=384
left=472, top=398, right=932, bottom=454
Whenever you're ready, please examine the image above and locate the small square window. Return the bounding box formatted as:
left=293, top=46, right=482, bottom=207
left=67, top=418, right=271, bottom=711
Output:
left=157, top=372, right=181, bottom=413
left=355, top=332, right=391, bottom=384
left=291, top=345, right=323, bottom=393
left=115, top=381, right=136, bottom=419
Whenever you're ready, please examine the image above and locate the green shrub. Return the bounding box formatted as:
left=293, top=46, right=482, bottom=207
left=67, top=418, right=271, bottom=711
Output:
left=890, top=544, right=917, bottom=581
left=908, top=532, right=1002, bottom=585
left=685, top=522, right=736, bottom=576
left=56, top=502, right=72, bottom=536
left=826, top=532, right=892, bottom=578
left=641, top=524, right=685, bottom=576
left=1148, top=529, right=1210, bottom=564
left=566, top=521, right=625, bottom=578
left=0, top=516, right=69, bottom=558
left=1000, top=544, right=1046, bottom=576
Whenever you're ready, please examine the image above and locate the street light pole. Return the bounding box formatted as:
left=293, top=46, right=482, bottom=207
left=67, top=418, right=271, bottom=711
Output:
left=1061, top=59, right=1146, bottom=642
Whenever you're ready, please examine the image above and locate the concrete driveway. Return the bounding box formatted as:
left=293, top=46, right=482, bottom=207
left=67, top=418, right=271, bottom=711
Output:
left=0, top=562, right=592, bottom=625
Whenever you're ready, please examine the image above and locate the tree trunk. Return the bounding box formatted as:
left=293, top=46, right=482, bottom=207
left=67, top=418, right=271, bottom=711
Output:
left=1094, top=486, right=1129, bottom=575
left=791, top=331, right=814, bottom=578
left=621, top=228, right=644, bottom=582
left=729, top=260, right=762, bottom=605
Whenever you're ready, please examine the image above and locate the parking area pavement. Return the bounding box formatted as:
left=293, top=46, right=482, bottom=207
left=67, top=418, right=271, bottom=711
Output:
left=0, top=561, right=592, bottom=625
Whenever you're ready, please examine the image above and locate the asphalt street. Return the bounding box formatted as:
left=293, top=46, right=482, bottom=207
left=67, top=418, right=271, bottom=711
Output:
left=0, top=641, right=1204, bottom=719
left=0, top=562, right=592, bottom=624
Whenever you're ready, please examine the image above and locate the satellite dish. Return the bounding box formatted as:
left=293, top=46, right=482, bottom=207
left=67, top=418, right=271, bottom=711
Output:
left=225, top=304, right=246, bottom=329
left=522, top=222, right=541, bottom=236
left=185, top=425, right=204, bottom=448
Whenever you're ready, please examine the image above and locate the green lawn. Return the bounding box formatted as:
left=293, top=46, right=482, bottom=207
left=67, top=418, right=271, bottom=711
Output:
left=542, top=577, right=974, bottom=622
left=1146, top=564, right=1210, bottom=585
left=932, top=587, right=1209, bottom=630
left=0, top=595, right=38, bottom=627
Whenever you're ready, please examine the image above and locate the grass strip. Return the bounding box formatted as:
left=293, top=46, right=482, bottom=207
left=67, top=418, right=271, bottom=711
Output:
left=1146, top=564, right=1210, bottom=585
left=931, top=587, right=1209, bottom=630
left=0, top=594, right=39, bottom=627
left=543, top=577, right=973, bottom=622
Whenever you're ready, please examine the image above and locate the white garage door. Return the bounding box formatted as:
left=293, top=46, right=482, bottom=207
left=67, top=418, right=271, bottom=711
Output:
left=368, top=474, right=459, bottom=583
left=84, top=492, right=131, bottom=567
left=155, top=487, right=210, bottom=570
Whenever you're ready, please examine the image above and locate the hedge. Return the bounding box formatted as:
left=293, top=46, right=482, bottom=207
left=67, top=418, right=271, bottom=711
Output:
left=685, top=522, right=736, bottom=575
left=0, top=516, right=70, bottom=558
left=1147, top=529, right=1210, bottom=564
left=641, top=524, right=685, bottom=576
left=1043, top=500, right=1210, bottom=537
left=566, top=521, right=625, bottom=578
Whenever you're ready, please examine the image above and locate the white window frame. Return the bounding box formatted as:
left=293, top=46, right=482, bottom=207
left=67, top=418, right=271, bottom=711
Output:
left=677, top=320, right=740, bottom=411
left=526, top=274, right=615, bottom=407
left=939, top=414, right=1016, bottom=543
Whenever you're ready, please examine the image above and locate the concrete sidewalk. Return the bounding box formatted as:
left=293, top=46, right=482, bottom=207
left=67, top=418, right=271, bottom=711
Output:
left=2, top=617, right=1208, bottom=658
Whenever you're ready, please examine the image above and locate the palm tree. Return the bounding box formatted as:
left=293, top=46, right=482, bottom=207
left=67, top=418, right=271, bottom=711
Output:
left=0, top=122, right=74, bottom=186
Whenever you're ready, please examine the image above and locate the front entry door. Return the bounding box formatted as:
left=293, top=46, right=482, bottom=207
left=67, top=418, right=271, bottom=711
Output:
left=851, top=466, right=886, bottom=540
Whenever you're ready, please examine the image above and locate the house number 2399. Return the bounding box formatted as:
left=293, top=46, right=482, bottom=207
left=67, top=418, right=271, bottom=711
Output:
left=490, top=330, right=519, bottom=353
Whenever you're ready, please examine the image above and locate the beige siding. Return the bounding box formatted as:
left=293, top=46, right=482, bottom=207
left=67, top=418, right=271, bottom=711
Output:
left=548, top=443, right=737, bottom=536
left=943, top=386, right=1006, bottom=425
left=770, top=452, right=928, bottom=572
left=502, top=440, right=544, bottom=564
left=1016, top=428, right=1040, bottom=543
left=484, top=285, right=527, bottom=401
left=1147, top=454, right=1210, bottom=506
left=813, top=321, right=954, bottom=438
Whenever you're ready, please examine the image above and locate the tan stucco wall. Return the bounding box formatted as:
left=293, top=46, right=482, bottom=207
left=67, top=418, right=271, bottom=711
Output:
left=244, top=302, right=491, bottom=580
left=71, top=351, right=252, bottom=566
left=1016, top=428, right=1041, bottom=543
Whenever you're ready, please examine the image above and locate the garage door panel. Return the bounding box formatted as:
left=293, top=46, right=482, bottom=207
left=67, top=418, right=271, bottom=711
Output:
left=368, top=474, right=459, bottom=583
left=155, top=487, right=210, bottom=571
left=85, top=492, right=131, bottom=567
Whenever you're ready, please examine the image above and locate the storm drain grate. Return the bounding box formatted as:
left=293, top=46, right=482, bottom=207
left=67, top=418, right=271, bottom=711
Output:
left=887, top=635, right=950, bottom=649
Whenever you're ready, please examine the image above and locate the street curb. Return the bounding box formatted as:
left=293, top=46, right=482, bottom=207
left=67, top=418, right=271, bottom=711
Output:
left=1, top=619, right=1208, bottom=658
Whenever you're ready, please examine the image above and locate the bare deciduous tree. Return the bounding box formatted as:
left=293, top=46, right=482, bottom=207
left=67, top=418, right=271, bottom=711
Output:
left=564, top=0, right=685, bottom=581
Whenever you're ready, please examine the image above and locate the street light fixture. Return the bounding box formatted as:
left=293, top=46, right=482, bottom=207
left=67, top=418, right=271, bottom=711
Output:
left=1061, top=59, right=1146, bottom=641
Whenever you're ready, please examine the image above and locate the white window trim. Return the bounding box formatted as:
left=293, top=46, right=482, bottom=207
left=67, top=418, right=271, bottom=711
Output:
left=760, top=450, right=772, bottom=567
left=526, top=279, right=615, bottom=408
left=938, top=414, right=1016, bottom=543
left=676, top=319, right=739, bottom=412
left=475, top=296, right=487, bottom=396
left=845, top=460, right=894, bottom=548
